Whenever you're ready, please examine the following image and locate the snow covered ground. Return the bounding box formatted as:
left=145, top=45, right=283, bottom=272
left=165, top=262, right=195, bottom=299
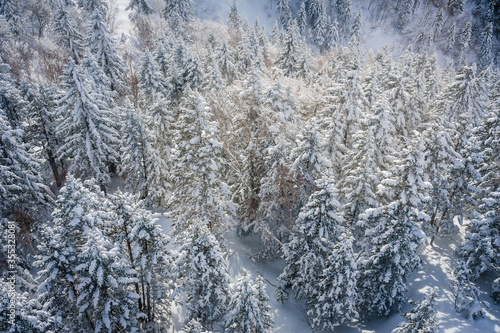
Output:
left=156, top=214, right=500, bottom=333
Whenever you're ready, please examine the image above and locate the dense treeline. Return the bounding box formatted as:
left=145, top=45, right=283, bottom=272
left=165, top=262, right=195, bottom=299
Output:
left=0, top=0, right=498, bottom=332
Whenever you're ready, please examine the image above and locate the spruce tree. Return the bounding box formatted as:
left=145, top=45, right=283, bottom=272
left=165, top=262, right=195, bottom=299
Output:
left=453, top=260, right=484, bottom=320
left=308, top=231, right=358, bottom=330
left=109, top=191, right=174, bottom=329
left=52, top=1, right=84, bottom=63
left=224, top=274, right=274, bottom=333
left=176, top=223, right=230, bottom=327
left=88, top=1, right=127, bottom=93
left=0, top=107, right=52, bottom=218
left=278, top=180, right=344, bottom=302
left=392, top=288, right=439, bottom=333
left=169, top=90, right=233, bottom=239
left=56, top=59, right=120, bottom=191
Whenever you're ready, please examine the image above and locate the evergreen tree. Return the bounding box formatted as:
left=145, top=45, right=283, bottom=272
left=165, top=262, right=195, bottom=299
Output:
left=338, top=127, right=381, bottom=231
left=56, top=59, right=120, bottom=191
left=169, top=90, right=233, bottom=239
left=224, top=274, right=274, bottom=333
left=216, top=42, right=238, bottom=84
left=163, top=0, right=194, bottom=32
left=233, top=73, right=269, bottom=233
left=308, top=231, right=358, bottom=331
left=181, top=318, right=211, bottom=333
left=278, top=180, right=344, bottom=303
left=453, top=260, right=484, bottom=320
left=52, top=1, right=84, bottom=63
left=392, top=288, right=439, bottom=333
left=276, top=20, right=308, bottom=78
left=88, top=2, right=127, bottom=93
left=110, top=191, right=174, bottom=329
left=457, top=19, right=472, bottom=65
left=276, top=0, right=292, bottom=29
left=307, top=0, right=324, bottom=29
left=176, top=223, right=230, bottom=326
left=356, top=140, right=429, bottom=318
left=36, top=176, right=116, bottom=332
left=297, top=1, right=307, bottom=36
left=395, top=0, right=416, bottom=30
left=290, top=118, right=330, bottom=186
left=122, top=107, right=155, bottom=201
left=0, top=277, right=53, bottom=333
left=479, top=21, right=493, bottom=70
left=0, top=107, right=52, bottom=218
left=356, top=203, right=426, bottom=318
left=74, top=227, right=139, bottom=332
left=313, top=7, right=328, bottom=51
left=422, top=125, right=461, bottom=242
left=228, top=0, right=242, bottom=44
left=0, top=58, right=25, bottom=128
left=126, top=0, right=154, bottom=18
left=334, top=0, right=352, bottom=41
left=448, top=0, right=464, bottom=16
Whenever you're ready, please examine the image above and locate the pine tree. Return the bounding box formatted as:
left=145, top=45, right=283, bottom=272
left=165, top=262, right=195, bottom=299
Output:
left=338, top=127, right=381, bottom=231
left=0, top=276, right=53, bottom=333
left=276, top=20, right=308, bottom=78
left=176, top=223, right=230, bottom=326
left=422, top=125, right=461, bottom=242
left=36, top=176, right=114, bottom=332
left=392, top=288, right=439, bottom=333
left=457, top=19, right=472, bottom=65
left=88, top=2, right=127, bottom=93
left=313, top=7, right=328, bottom=51
left=276, top=0, right=292, bottom=29
left=297, top=1, right=307, bottom=36
left=169, top=90, right=233, bottom=239
left=308, top=231, right=358, bottom=330
left=453, top=260, right=484, bottom=320
left=138, top=50, right=168, bottom=105
left=0, top=58, right=25, bottom=128
left=122, top=107, right=155, bottom=201
left=52, top=1, right=84, bottom=63
left=56, top=59, right=120, bottom=191
left=224, top=274, right=274, bottom=333
left=228, top=0, right=242, bottom=44
left=307, top=0, right=324, bottom=30
left=278, top=180, right=344, bottom=302
left=479, top=21, right=493, bottom=70
left=0, top=107, right=52, bottom=219
left=216, top=42, right=238, bottom=84
left=163, top=0, right=194, bottom=32
left=233, top=73, right=270, bottom=234
left=334, top=0, right=352, bottom=41
left=356, top=139, right=429, bottom=318
left=109, top=191, right=174, bottom=329
left=395, top=0, right=416, bottom=30
left=356, top=203, right=426, bottom=318
left=126, top=0, right=154, bottom=18
left=74, top=227, right=139, bottom=332
left=24, top=83, right=63, bottom=187
left=290, top=118, right=330, bottom=186
left=181, top=318, right=211, bottom=333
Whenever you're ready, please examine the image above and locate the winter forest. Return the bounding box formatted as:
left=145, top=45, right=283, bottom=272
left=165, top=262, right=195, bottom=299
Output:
left=1, top=0, right=499, bottom=332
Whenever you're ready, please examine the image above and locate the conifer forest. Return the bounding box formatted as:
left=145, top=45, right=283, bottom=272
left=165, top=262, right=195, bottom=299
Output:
left=1, top=0, right=500, bottom=332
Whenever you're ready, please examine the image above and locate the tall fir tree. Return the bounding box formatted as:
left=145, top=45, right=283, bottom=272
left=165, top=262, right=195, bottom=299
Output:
left=56, top=59, right=120, bottom=191
left=224, top=274, right=274, bottom=333
left=169, top=90, right=233, bottom=239
left=392, top=288, right=439, bottom=333
left=176, top=223, right=230, bottom=327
